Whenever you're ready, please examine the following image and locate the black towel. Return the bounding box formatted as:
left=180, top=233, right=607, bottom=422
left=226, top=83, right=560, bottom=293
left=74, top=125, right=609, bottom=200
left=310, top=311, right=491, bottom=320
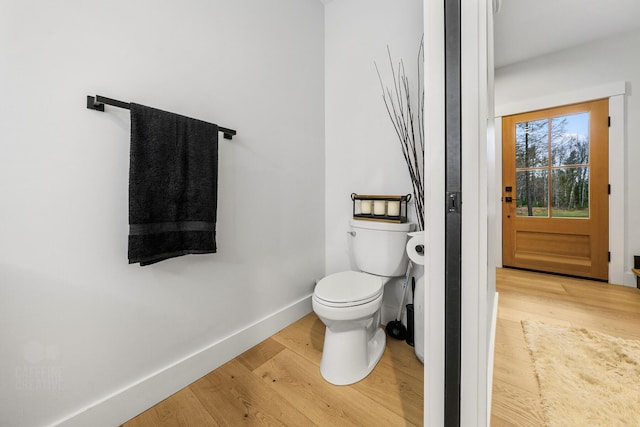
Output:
left=128, top=103, right=218, bottom=265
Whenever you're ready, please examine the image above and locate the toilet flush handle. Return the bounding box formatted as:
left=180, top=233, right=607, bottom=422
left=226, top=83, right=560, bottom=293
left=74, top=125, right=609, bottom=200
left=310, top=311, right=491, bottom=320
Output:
left=347, top=231, right=356, bottom=237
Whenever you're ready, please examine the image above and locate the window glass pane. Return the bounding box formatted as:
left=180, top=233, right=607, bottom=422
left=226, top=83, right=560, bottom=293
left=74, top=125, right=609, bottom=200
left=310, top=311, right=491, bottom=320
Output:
left=551, top=112, right=589, bottom=166
left=551, top=167, right=589, bottom=218
left=516, top=170, right=548, bottom=217
left=516, top=119, right=549, bottom=168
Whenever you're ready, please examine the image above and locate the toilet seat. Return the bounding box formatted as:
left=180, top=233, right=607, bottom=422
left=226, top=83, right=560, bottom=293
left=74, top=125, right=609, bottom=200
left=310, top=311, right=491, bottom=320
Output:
left=314, top=271, right=384, bottom=308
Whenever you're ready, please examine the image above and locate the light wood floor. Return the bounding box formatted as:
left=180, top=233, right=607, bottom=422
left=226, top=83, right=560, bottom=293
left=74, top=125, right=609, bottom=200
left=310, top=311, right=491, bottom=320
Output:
left=123, top=267, right=640, bottom=426
left=490, top=267, right=640, bottom=426
left=123, top=313, right=424, bottom=426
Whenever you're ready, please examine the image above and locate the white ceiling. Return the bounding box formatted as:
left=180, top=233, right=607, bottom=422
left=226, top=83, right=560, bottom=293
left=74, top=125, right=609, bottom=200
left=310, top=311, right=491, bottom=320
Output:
left=494, top=0, right=640, bottom=68
left=319, top=0, right=640, bottom=68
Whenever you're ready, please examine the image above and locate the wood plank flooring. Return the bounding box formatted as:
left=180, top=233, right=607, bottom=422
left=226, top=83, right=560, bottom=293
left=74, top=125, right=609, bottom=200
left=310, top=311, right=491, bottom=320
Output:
left=122, top=267, right=640, bottom=426
left=123, top=313, right=424, bottom=426
left=491, top=267, right=640, bottom=426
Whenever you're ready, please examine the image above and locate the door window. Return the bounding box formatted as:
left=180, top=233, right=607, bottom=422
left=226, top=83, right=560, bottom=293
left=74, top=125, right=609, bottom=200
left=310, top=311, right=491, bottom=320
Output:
left=515, top=112, right=590, bottom=218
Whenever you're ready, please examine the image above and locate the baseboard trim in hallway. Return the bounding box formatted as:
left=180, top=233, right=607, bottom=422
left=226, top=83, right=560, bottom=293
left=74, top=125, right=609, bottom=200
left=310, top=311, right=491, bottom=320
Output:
left=487, top=292, right=499, bottom=426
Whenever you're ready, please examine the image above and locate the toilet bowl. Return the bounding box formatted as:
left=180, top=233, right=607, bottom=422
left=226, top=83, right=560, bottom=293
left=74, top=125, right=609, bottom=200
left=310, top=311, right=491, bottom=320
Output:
left=312, top=270, right=389, bottom=385
left=312, top=219, right=414, bottom=385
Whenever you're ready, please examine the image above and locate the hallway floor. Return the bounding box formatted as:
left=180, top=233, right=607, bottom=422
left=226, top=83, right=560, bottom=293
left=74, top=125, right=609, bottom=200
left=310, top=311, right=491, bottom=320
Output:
left=491, top=267, right=640, bottom=426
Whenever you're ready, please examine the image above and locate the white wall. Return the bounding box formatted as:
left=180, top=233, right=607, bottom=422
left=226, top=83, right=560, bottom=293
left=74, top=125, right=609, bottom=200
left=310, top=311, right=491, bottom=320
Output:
left=325, top=0, right=424, bottom=320
left=0, top=1, right=325, bottom=426
left=495, top=28, right=640, bottom=286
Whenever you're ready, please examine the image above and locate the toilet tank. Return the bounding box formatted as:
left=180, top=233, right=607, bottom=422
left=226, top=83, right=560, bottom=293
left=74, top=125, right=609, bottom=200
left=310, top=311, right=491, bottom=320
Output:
left=350, top=219, right=415, bottom=277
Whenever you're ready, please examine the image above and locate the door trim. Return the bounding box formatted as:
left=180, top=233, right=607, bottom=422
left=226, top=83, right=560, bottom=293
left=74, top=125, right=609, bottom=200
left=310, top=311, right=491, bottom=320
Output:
left=424, top=0, right=446, bottom=425
left=495, top=81, right=626, bottom=118
left=493, top=82, right=629, bottom=285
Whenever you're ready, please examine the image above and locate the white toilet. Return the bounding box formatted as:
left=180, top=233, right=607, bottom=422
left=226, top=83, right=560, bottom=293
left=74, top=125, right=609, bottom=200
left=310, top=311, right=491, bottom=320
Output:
left=312, top=219, right=415, bottom=385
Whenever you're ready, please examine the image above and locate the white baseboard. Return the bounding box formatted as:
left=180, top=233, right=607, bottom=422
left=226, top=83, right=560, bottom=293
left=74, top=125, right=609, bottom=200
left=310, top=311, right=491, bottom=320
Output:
left=51, top=295, right=313, bottom=427
left=486, top=292, right=499, bottom=426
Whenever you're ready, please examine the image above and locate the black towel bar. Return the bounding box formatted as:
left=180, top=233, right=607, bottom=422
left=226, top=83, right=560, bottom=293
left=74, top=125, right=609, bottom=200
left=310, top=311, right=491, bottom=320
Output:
left=86, top=95, right=237, bottom=140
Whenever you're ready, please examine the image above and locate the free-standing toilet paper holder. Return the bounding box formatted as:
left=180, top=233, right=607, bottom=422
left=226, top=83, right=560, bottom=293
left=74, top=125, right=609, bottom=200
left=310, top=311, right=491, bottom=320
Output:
left=406, top=231, right=425, bottom=363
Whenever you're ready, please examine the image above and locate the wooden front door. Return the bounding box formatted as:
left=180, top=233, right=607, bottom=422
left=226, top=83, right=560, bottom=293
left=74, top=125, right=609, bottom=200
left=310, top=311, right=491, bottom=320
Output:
left=502, top=99, right=609, bottom=281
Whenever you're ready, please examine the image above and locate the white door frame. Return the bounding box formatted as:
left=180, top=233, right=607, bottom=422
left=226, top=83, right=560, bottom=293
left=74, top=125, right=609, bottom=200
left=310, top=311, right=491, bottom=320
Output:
left=424, top=0, right=446, bottom=424
left=424, top=0, right=495, bottom=425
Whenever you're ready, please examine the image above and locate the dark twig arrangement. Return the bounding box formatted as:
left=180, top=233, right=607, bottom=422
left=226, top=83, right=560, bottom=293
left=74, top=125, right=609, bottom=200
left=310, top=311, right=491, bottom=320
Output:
left=375, top=38, right=425, bottom=230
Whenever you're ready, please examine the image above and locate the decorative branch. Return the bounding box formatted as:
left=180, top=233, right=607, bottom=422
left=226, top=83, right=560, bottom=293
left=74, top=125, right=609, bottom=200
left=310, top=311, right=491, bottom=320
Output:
left=375, top=38, right=425, bottom=230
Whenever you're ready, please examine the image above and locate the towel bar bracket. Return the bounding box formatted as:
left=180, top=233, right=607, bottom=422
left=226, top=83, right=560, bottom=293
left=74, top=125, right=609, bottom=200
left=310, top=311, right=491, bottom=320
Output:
left=86, top=96, right=104, bottom=112
left=86, top=94, right=237, bottom=140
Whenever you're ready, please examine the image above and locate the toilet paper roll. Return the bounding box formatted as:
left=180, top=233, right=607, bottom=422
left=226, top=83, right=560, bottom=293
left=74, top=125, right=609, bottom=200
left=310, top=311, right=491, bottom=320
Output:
left=406, top=232, right=425, bottom=265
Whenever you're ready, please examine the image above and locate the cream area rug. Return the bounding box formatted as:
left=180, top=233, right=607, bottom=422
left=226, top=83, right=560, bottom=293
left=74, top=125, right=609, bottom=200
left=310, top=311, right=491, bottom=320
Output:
left=522, top=320, right=640, bottom=426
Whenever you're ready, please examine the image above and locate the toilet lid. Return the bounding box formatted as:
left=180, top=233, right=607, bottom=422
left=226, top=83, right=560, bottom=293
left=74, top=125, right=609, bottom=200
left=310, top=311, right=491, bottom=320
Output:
left=314, top=271, right=383, bottom=306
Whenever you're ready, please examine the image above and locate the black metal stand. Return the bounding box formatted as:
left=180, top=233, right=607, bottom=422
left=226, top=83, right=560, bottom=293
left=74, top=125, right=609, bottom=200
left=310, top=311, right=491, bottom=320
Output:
left=86, top=95, right=237, bottom=140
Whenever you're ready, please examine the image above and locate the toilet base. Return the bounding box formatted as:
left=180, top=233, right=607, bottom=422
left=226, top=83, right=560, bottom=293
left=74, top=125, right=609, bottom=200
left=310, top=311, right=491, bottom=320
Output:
left=319, top=325, right=386, bottom=386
